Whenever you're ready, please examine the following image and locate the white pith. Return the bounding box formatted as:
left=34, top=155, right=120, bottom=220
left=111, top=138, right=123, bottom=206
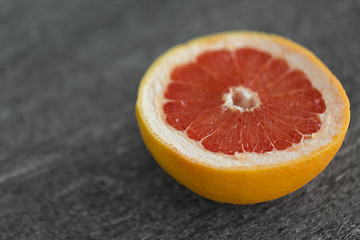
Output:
left=138, top=34, right=345, bottom=167
left=223, top=86, right=261, bottom=112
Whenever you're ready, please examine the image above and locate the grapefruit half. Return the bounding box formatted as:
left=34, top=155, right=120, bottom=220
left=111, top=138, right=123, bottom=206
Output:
left=136, top=31, right=350, bottom=204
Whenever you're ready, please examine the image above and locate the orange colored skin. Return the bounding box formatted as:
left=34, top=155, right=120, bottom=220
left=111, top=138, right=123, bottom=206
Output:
left=136, top=31, right=350, bottom=204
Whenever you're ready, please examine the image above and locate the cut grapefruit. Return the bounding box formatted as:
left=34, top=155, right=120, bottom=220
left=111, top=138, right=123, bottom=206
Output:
left=136, top=31, right=350, bottom=204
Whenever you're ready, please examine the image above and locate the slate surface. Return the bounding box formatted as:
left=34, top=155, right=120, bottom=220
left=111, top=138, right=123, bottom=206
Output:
left=0, top=0, right=359, bottom=239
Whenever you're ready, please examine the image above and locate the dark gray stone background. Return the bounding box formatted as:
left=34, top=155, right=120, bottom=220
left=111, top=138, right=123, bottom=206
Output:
left=0, top=0, right=359, bottom=239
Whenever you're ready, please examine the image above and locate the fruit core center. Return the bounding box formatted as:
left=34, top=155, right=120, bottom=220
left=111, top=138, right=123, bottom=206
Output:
left=223, top=86, right=260, bottom=112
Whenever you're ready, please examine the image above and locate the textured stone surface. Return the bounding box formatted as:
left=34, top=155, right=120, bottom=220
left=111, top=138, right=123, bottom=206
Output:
left=0, top=0, right=359, bottom=239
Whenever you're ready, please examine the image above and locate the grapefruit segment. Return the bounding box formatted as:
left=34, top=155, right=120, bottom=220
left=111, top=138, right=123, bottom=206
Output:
left=251, top=114, right=275, bottom=154
left=163, top=99, right=223, bottom=131
left=164, top=82, right=224, bottom=100
left=261, top=88, right=326, bottom=113
left=186, top=106, right=229, bottom=141
left=171, top=63, right=216, bottom=85
left=201, top=111, right=243, bottom=154
left=256, top=110, right=303, bottom=150
left=261, top=105, right=322, bottom=135
left=196, top=50, right=240, bottom=87
left=251, top=59, right=290, bottom=90
left=234, top=48, right=272, bottom=87
left=136, top=31, right=350, bottom=204
left=258, top=70, right=311, bottom=94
